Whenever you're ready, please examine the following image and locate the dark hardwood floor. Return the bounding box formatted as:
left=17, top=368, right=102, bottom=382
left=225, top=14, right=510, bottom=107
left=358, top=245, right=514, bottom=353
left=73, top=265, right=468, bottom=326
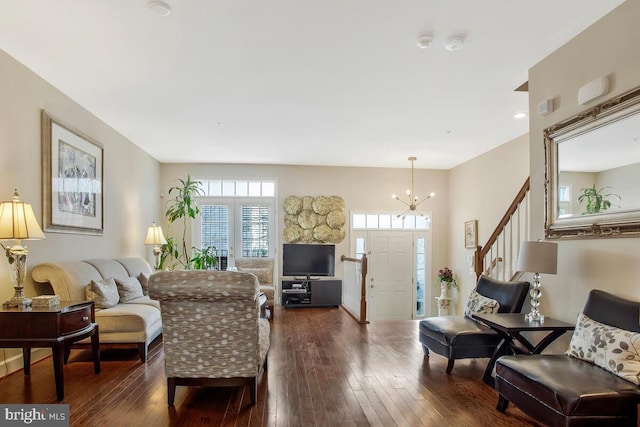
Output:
left=0, top=307, right=543, bottom=426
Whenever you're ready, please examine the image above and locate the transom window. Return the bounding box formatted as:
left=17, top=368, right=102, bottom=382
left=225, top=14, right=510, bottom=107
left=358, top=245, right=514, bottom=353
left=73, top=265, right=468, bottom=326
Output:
left=352, top=212, right=431, bottom=230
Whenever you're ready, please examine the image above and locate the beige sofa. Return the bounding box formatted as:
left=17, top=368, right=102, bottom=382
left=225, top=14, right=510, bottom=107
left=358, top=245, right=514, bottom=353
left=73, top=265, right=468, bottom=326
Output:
left=31, top=258, right=162, bottom=362
left=149, top=270, right=270, bottom=405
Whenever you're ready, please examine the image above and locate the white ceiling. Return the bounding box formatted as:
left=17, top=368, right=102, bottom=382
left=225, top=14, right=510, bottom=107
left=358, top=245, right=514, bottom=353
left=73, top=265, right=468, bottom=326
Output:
left=0, top=0, right=626, bottom=169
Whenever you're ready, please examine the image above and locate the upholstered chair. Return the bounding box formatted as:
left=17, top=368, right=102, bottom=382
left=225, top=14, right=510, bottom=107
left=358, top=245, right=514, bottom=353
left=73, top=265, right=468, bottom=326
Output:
left=234, top=258, right=275, bottom=319
left=419, top=275, right=529, bottom=374
left=149, top=270, right=270, bottom=406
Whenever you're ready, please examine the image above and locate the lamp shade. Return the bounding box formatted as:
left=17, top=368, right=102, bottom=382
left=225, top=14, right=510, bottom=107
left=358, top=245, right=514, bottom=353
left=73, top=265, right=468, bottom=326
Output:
left=0, top=190, right=45, bottom=240
left=144, top=222, right=167, bottom=246
left=516, top=241, right=558, bottom=274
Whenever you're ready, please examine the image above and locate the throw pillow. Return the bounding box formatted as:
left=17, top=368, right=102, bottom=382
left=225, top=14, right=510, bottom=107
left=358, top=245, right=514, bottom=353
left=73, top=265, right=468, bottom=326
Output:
left=115, top=276, right=144, bottom=303
left=566, top=312, right=640, bottom=385
left=464, top=290, right=500, bottom=319
left=86, top=277, right=120, bottom=309
left=137, top=272, right=150, bottom=296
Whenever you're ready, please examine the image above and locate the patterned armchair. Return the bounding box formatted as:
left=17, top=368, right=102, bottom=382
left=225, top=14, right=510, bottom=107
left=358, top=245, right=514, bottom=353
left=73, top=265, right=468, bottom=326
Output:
left=235, top=258, right=275, bottom=319
left=149, top=270, right=270, bottom=405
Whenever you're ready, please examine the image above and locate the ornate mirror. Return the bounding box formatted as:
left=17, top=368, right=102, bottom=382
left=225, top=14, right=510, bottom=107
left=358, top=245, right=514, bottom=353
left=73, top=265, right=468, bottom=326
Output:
left=545, top=85, right=640, bottom=239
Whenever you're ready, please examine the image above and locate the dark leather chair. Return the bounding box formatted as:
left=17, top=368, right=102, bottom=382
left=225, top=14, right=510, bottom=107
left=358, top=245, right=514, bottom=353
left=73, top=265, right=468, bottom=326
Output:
left=419, top=275, right=529, bottom=374
left=495, top=290, right=640, bottom=426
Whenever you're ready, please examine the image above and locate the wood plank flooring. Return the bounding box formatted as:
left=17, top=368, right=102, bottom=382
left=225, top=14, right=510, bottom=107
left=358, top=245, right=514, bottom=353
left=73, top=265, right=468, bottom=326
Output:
left=0, top=307, right=543, bottom=426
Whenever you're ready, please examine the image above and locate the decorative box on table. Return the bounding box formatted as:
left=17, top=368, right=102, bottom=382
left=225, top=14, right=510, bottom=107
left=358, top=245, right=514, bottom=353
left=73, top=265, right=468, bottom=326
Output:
left=31, top=295, right=60, bottom=308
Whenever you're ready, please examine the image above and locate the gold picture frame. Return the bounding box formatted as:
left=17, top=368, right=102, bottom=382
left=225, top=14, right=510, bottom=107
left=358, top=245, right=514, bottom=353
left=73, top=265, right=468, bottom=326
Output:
left=41, top=110, right=104, bottom=235
left=464, top=220, right=478, bottom=249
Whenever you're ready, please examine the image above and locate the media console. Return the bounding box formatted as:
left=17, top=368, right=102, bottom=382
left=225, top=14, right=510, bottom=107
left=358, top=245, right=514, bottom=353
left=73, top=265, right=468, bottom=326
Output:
left=281, top=279, right=342, bottom=308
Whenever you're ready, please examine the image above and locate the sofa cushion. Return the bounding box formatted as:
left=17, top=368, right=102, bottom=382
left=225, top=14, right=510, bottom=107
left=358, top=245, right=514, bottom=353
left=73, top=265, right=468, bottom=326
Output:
left=115, top=277, right=144, bottom=303
left=566, top=312, right=640, bottom=385
left=95, top=303, right=162, bottom=334
left=121, top=295, right=161, bottom=310
left=464, top=290, right=500, bottom=319
left=87, top=278, right=120, bottom=309
left=497, top=355, right=640, bottom=417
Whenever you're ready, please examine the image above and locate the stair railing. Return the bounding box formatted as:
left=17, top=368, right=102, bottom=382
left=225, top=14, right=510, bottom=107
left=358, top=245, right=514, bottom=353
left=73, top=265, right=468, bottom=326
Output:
left=340, top=254, right=369, bottom=324
left=474, top=178, right=530, bottom=281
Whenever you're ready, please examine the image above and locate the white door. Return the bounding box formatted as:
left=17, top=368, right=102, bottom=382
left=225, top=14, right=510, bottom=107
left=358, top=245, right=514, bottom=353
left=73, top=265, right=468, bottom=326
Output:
left=368, top=231, right=414, bottom=321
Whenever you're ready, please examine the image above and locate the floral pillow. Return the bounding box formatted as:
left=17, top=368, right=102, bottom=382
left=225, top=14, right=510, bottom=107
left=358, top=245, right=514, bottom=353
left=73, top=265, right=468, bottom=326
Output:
left=566, top=312, right=640, bottom=385
left=464, top=290, right=500, bottom=319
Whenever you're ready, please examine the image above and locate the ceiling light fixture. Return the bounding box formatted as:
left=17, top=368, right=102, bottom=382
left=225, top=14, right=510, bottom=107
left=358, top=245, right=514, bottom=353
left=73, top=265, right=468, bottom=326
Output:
left=444, top=36, right=465, bottom=52
left=514, top=112, right=527, bottom=119
left=392, top=157, right=435, bottom=219
left=148, top=0, right=171, bottom=16
left=416, top=35, right=434, bottom=49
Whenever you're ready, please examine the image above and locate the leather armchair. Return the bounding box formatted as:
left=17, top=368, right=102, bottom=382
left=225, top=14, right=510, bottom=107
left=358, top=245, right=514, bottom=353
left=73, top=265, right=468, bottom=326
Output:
left=495, top=289, right=640, bottom=426
left=419, top=275, right=529, bottom=374
left=149, top=270, right=270, bottom=406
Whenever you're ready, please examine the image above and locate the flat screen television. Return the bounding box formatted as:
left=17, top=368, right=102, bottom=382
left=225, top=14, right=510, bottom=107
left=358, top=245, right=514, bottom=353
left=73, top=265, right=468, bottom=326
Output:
left=282, top=243, right=335, bottom=278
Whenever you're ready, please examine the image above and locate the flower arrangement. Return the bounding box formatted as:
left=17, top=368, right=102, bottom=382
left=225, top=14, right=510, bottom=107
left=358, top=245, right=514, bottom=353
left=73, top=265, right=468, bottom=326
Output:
left=437, top=267, right=458, bottom=289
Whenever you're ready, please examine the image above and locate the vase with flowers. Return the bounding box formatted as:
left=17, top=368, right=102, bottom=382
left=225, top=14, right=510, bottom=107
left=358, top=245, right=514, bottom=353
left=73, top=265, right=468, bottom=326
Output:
left=437, top=267, right=458, bottom=298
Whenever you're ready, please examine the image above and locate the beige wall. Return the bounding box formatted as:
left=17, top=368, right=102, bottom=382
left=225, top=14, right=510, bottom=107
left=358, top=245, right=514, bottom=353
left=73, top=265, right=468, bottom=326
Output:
left=0, top=49, right=161, bottom=315
left=527, top=0, right=640, bottom=331
left=161, top=162, right=449, bottom=312
left=448, top=134, right=530, bottom=314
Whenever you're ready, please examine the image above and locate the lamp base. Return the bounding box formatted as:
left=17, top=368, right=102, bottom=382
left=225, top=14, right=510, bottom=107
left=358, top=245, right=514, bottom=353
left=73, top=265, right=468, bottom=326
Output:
left=525, top=312, right=544, bottom=322
left=3, top=296, right=32, bottom=308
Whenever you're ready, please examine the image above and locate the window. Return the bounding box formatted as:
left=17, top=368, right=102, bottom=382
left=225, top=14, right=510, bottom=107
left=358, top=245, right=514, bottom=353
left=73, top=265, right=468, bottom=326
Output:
left=241, top=205, right=270, bottom=257
left=352, top=212, right=431, bottom=230
left=194, top=179, right=276, bottom=268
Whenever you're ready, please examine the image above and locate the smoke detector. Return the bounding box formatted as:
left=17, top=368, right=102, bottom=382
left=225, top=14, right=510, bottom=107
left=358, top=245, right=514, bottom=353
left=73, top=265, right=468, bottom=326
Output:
left=416, top=35, right=434, bottom=49
left=444, top=36, right=465, bottom=52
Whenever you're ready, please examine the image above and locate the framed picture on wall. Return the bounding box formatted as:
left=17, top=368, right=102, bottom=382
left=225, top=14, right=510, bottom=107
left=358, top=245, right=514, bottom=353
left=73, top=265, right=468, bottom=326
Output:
left=41, top=110, right=104, bottom=235
left=464, top=220, right=478, bottom=249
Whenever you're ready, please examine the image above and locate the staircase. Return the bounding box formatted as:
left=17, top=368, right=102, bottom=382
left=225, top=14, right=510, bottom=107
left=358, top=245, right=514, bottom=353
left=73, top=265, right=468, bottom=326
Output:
left=474, top=178, right=530, bottom=281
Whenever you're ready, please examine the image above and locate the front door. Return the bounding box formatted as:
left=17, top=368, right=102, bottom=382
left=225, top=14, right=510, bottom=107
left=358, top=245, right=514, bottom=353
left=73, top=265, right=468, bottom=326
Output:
left=368, top=231, right=414, bottom=321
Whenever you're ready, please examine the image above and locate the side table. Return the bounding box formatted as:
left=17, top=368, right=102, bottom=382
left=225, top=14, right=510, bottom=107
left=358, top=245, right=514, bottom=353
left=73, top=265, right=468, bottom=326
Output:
left=472, top=312, right=574, bottom=386
left=435, top=297, right=452, bottom=316
left=0, top=301, right=100, bottom=401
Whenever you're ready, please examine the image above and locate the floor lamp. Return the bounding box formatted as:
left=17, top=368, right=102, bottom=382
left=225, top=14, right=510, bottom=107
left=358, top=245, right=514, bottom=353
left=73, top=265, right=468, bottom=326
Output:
left=516, top=240, right=558, bottom=322
left=0, top=190, right=46, bottom=307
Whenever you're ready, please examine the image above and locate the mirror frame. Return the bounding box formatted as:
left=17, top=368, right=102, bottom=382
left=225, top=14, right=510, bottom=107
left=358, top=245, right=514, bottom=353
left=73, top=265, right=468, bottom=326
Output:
left=545, top=85, right=640, bottom=239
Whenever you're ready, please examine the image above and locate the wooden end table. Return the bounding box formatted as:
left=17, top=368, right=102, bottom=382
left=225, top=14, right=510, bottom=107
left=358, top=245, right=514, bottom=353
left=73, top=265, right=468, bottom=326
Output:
left=0, top=301, right=100, bottom=401
left=472, top=312, right=574, bottom=386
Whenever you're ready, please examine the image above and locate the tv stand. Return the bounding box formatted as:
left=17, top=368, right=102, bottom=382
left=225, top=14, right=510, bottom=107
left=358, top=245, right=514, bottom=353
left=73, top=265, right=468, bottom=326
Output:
left=281, top=278, right=341, bottom=308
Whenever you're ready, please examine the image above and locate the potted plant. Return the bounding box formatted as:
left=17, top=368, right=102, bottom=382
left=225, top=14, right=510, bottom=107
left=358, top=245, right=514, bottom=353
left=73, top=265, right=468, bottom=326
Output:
left=577, top=184, right=621, bottom=215
left=158, top=236, right=180, bottom=271
left=191, top=246, right=218, bottom=270
left=437, top=267, right=458, bottom=298
left=165, top=175, right=204, bottom=268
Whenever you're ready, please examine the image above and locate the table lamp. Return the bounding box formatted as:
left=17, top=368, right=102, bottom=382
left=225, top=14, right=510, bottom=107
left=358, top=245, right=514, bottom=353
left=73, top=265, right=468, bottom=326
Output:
left=516, top=240, right=558, bottom=321
left=0, top=189, right=46, bottom=307
left=145, top=222, right=167, bottom=270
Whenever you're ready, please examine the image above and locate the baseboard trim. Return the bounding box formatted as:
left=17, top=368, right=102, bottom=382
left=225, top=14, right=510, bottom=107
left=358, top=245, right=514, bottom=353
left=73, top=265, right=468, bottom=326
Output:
left=0, top=348, right=51, bottom=378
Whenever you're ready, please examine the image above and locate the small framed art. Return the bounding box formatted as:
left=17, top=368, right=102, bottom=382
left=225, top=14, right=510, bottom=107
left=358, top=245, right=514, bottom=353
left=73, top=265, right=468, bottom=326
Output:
left=464, top=220, right=478, bottom=249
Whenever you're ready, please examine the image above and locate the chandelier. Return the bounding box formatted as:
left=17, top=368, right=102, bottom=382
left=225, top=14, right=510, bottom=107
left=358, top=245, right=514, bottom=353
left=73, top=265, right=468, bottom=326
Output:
left=392, top=156, right=435, bottom=219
